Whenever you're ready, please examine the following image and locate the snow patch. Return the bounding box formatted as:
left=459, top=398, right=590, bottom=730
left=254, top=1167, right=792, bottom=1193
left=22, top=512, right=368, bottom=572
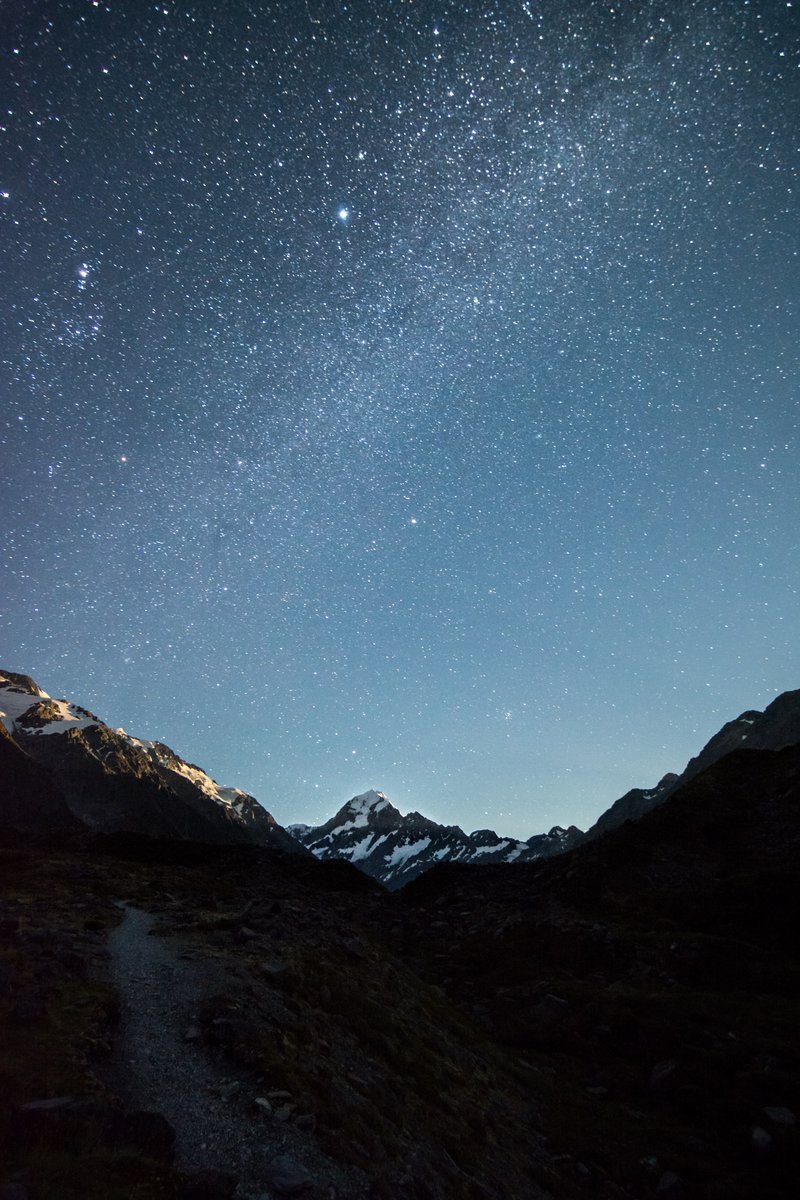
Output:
left=472, top=839, right=509, bottom=857
left=346, top=832, right=390, bottom=863
left=384, top=838, right=431, bottom=868
left=0, top=682, right=52, bottom=730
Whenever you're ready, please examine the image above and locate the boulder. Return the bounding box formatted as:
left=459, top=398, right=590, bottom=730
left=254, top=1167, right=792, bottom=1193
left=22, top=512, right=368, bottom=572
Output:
left=265, top=1155, right=312, bottom=1196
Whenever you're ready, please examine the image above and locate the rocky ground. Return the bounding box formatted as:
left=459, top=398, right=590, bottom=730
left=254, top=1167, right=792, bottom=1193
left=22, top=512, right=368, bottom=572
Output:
left=0, top=834, right=551, bottom=1200
left=105, top=902, right=370, bottom=1199
left=1, top=746, right=798, bottom=1200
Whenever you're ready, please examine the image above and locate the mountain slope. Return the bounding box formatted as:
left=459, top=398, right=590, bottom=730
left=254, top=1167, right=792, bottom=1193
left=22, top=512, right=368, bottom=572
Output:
left=0, top=669, right=302, bottom=852
left=583, top=688, right=800, bottom=841
left=297, top=689, right=800, bottom=887
left=398, top=741, right=800, bottom=1199
left=292, top=789, right=581, bottom=888
left=0, top=721, right=78, bottom=833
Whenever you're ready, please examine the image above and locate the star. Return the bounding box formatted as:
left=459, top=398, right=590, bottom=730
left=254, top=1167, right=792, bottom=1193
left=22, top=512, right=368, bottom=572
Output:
left=0, top=0, right=795, bottom=841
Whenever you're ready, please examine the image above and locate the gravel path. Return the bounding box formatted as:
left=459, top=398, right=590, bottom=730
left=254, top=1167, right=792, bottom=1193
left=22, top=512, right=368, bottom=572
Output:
left=107, top=904, right=365, bottom=1199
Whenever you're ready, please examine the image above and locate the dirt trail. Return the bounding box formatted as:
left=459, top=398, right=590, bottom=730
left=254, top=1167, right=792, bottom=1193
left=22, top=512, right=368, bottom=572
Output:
left=107, top=904, right=363, bottom=1198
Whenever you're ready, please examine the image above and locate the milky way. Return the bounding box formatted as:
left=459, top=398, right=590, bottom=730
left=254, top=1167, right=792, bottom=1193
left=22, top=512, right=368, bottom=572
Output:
left=1, top=0, right=798, bottom=835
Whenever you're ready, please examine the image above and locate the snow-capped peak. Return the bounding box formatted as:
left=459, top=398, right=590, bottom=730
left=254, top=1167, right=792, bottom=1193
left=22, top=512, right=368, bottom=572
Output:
left=293, top=787, right=583, bottom=889
left=0, top=667, right=303, bottom=852
left=0, top=672, right=100, bottom=736
left=349, top=789, right=392, bottom=815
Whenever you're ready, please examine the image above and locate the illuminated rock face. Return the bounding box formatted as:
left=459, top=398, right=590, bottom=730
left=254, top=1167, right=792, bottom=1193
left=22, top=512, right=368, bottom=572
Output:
left=0, top=669, right=305, bottom=854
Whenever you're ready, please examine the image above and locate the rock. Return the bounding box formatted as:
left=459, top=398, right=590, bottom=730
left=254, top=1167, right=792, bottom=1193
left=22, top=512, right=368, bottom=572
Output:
left=208, top=1016, right=259, bottom=1048
left=253, top=1096, right=273, bottom=1115
left=655, top=1172, right=686, bottom=1196
left=237, top=926, right=260, bottom=942
left=649, top=1060, right=677, bottom=1090
left=294, top=1113, right=316, bottom=1132
left=218, top=1081, right=241, bottom=1101
left=0, top=1184, right=30, bottom=1200
left=763, top=1105, right=796, bottom=1126
left=184, top=1025, right=203, bottom=1042
left=265, top=1154, right=313, bottom=1195
left=752, top=1126, right=772, bottom=1151
left=274, top=1104, right=295, bottom=1122
left=106, top=1109, right=176, bottom=1161
left=260, top=961, right=288, bottom=979
left=19, top=1096, right=79, bottom=1114
left=14, top=1096, right=89, bottom=1142
left=586, top=1086, right=608, bottom=1097
left=267, top=1090, right=292, bottom=1102
left=178, top=1169, right=238, bottom=1199
left=532, top=994, right=568, bottom=1025
left=0, top=963, right=20, bottom=994
left=341, top=936, right=369, bottom=961
left=209, top=1017, right=237, bottom=1043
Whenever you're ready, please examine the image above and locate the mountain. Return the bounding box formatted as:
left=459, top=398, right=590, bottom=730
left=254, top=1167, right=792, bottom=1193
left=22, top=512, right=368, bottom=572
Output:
left=290, top=788, right=582, bottom=888
left=0, top=719, right=78, bottom=833
left=0, top=669, right=303, bottom=852
left=583, top=688, right=800, bottom=841
left=397, top=739, right=800, bottom=1200
left=2, top=671, right=799, bottom=1198
left=3, top=730, right=798, bottom=1198
left=295, top=689, right=800, bottom=888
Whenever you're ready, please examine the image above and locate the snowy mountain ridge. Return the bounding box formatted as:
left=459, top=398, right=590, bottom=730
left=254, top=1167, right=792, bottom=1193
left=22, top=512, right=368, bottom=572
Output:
left=291, top=788, right=582, bottom=889
left=3, top=668, right=800, bottom=890
left=0, top=669, right=299, bottom=850
left=293, top=689, right=800, bottom=887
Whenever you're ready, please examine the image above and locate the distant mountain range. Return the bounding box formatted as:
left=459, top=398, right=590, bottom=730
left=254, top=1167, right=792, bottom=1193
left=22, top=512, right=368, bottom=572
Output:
left=289, top=791, right=582, bottom=888
left=2, top=666, right=799, bottom=1199
left=291, top=689, right=800, bottom=885
left=2, top=667, right=799, bottom=890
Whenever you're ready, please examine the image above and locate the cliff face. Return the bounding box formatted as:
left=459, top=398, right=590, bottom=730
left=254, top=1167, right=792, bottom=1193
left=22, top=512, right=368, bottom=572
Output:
left=0, top=670, right=305, bottom=853
left=583, top=689, right=800, bottom=842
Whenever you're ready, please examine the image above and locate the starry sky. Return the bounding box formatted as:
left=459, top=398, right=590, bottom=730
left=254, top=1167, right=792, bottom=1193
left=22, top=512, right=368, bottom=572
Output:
left=1, top=0, right=798, bottom=838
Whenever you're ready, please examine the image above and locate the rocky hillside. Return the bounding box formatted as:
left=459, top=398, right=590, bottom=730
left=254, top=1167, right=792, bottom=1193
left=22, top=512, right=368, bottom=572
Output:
left=583, top=688, right=800, bottom=841
left=294, top=691, right=800, bottom=887
left=0, top=670, right=302, bottom=853
left=400, top=740, right=800, bottom=1200
left=291, top=789, right=581, bottom=888
left=1, top=738, right=798, bottom=1198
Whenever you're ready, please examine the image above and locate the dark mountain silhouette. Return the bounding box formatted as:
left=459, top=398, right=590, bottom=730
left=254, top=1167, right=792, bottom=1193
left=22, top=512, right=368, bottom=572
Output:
left=0, top=670, right=303, bottom=853
left=582, top=689, right=800, bottom=841
left=0, top=670, right=798, bottom=1198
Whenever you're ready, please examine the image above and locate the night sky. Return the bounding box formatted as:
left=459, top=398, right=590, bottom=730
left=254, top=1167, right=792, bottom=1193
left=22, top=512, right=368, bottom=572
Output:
left=1, top=0, right=798, bottom=837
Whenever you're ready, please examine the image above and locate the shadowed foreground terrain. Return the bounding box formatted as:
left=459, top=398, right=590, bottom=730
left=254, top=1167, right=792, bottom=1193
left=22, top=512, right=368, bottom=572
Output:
left=1, top=744, right=799, bottom=1198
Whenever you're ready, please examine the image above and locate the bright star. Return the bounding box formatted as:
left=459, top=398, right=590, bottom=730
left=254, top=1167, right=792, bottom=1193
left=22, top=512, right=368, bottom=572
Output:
left=338, top=208, right=350, bottom=222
